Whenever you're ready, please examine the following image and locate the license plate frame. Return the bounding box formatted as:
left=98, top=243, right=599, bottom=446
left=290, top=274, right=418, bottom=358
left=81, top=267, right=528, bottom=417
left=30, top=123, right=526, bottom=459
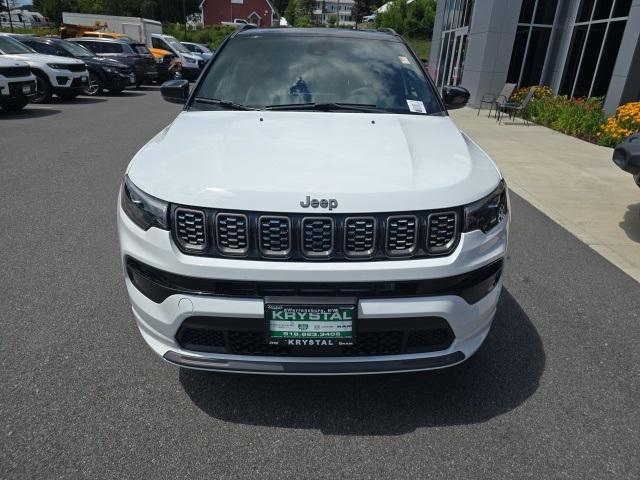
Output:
left=264, top=297, right=357, bottom=347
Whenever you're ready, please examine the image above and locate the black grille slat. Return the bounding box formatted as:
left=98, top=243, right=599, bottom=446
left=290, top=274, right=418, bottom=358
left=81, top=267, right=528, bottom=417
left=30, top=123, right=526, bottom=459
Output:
left=302, top=218, right=334, bottom=257
left=427, top=212, right=457, bottom=254
left=0, top=66, right=31, bottom=78
left=65, top=63, right=87, bottom=72
left=171, top=207, right=461, bottom=261
left=344, top=217, right=376, bottom=258
left=386, top=216, right=417, bottom=256
left=175, top=208, right=207, bottom=250
left=216, top=213, right=249, bottom=254
left=176, top=322, right=455, bottom=357
left=259, top=216, right=291, bottom=256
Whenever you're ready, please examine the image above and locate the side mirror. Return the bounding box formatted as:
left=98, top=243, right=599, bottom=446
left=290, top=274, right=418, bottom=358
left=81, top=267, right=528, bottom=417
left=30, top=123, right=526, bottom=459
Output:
left=442, top=85, right=470, bottom=110
left=613, top=134, right=640, bottom=175
left=161, top=79, right=190, bottom=104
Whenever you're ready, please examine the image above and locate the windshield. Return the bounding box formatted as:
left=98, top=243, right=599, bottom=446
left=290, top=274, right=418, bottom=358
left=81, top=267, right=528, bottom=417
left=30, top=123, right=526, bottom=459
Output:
left=165, top=36, right=190, bottom=54
left=133, top=44, right=151, bottom=55
left=194, top=34, right=442, bottom=114
left=61, top=40, right=93, bottom=58
left=0, top=36, right=35, bottom=55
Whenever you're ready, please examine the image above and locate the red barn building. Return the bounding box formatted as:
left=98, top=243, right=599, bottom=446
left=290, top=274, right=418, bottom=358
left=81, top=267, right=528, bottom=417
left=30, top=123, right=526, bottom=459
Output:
left=201, top=0, right=277, bottom=27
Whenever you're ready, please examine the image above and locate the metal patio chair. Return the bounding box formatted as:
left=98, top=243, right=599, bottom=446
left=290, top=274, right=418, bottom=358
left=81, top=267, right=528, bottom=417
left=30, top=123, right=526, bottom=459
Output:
left=497, top=87, right=537, bottom=125
left=477, top=83, right=517, bottom=118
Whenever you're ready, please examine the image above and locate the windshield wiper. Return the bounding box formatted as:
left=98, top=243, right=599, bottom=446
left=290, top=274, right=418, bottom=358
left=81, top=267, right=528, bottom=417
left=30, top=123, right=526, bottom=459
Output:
left=265, top=102, right=387, bottom=113
left=192, top=97, right=259, bottom=111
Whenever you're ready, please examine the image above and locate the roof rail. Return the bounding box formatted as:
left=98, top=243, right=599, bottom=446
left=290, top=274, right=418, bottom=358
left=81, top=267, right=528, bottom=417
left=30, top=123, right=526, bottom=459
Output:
left=377, top=28, right=399, bottom=36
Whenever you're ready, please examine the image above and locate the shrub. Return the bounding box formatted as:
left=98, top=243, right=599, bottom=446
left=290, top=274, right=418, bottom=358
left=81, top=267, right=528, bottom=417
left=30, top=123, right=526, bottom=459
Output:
left=508, top=86, right=605, bottom=143
left=597, top=102, right=640, bottom=147
left=163, top=24, right=236, bottom=50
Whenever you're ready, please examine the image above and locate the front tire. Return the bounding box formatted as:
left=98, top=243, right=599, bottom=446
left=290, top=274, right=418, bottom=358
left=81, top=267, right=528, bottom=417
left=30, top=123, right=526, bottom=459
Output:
left=84, top=72, right=103, bottom=96
left=31, top=71, right=52, bottom=104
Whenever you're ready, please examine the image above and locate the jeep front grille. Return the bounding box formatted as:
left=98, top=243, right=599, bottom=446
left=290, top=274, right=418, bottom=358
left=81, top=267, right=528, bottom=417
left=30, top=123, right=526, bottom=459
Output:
left=344, top=217, right=376, bottom=258
left=216, top=213, right=248, bottom=254
left=259, top=216, right=291, bottom=257
left=302, top=217, right=334, bottom=257
left=427, top=212, right=458, bottom=253
left=386, top=216, right=417, bottom=256
left=0, top=66, right=31, bottom=78
left=171, top=208, right=461, bottom=261
left=175, top=208, right=206, bottom=251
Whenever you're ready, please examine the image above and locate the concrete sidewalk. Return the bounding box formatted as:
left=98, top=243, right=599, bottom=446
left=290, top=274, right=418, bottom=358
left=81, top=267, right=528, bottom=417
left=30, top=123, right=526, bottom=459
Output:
left=451, top=107, right=640, bottom=282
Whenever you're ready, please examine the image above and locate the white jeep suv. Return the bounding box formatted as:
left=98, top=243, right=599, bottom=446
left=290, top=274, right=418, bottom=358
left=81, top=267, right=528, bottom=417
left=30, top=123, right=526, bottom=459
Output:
left=0, top=34, right=88, bottom=103
left=0, top=57, right=36, bottom=111
left=118, top=28, right=509, bottom=375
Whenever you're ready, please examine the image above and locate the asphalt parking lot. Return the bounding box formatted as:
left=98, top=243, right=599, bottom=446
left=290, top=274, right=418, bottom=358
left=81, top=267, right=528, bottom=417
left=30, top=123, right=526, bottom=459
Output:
left=1, top=88, right=639, bottom=479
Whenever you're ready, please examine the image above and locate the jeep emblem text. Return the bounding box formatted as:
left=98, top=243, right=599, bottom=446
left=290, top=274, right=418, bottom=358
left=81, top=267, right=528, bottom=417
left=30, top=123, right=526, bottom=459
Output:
left=300, top=196, right=338, bottom=211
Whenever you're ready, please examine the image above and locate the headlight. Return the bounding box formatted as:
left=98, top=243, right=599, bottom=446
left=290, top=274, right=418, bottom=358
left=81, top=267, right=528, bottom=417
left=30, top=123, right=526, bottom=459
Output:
left=464, top=180, right=508, bottom=233
left=47, top=63, right=67, bottom=70
left=121, top=176, right=169, bottom=231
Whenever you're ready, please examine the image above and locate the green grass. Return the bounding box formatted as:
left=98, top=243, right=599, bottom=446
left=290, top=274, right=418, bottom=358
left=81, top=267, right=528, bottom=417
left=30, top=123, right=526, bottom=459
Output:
left=406, top=38, right=431, bottom=61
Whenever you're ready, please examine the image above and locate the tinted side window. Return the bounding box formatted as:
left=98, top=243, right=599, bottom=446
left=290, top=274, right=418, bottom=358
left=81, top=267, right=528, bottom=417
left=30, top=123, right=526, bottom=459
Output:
left=101, top=42, right=125, bottom=54
left=29, top=42, right=61, bottom=56
left=151, top=37, right=168, bottom=50
left=76, top=41, right=99, bottom=53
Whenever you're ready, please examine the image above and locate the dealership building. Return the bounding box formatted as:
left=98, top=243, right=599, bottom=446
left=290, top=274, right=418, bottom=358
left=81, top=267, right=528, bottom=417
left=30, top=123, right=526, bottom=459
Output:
left=428, top=0, right=640, bottom=114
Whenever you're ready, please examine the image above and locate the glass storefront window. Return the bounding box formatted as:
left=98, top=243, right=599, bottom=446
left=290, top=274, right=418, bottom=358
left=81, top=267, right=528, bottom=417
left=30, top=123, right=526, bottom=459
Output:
left=507, top=0, right=557, bottom=87
left=559, top=0, right=632, bottom=99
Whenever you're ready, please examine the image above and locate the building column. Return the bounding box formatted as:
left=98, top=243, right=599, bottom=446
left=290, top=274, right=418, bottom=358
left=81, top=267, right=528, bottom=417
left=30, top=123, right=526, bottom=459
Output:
left=459, top=0, right=522, bottom=106
left=428, top=0, right=446, bottom=69
left=603, top=0, right=640, bottom=116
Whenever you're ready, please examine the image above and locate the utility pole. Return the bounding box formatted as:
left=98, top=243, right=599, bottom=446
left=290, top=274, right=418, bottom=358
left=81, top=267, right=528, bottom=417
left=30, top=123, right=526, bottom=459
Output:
left=5, top=0, right=14, bottom=33
left=183, top=0, right=187, bottom=38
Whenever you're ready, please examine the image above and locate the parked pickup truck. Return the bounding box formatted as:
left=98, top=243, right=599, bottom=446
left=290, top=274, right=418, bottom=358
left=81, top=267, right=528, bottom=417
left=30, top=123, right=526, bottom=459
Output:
left=0, top=57, right=36, bottom=111
left=613, top=134, right=640, bottom=189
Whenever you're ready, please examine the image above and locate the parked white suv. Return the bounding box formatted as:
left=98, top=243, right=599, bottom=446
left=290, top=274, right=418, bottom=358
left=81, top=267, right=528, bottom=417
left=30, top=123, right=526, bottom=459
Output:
left=0, top=57, right=36, bottom=111
left=118, top=28, right=509, bottom=374
left=0, top=34, right=88, bottom=103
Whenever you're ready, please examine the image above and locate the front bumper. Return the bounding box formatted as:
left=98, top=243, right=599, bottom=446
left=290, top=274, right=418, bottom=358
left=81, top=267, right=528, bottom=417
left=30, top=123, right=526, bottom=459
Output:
left=0, top=79, right=37, bottom=102
left=119, top=205, right=508, bottom=374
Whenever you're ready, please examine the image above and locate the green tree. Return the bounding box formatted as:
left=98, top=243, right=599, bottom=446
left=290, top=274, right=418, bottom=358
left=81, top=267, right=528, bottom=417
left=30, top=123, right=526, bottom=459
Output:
left=327, top=13, right=337, bottom=27
left=351, top=0, right=373, bottom=23
left=374, top=0, right=435, bottom=39
left=284, top=0, right=298, bottom=26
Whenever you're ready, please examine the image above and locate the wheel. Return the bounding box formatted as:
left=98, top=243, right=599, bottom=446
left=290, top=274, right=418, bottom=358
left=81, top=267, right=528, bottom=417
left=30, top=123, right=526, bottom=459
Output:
left=1, top=98, right=29, bottom=112
left=31, top=71, right=52, bottom=104
left=57, top=91, right=79, bottom=100
left=84, top=72, right=103, bottom=96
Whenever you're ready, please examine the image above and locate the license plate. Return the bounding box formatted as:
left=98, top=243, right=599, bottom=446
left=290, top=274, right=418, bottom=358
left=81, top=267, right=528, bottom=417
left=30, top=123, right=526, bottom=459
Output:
left=22, top=85, right=31, bottom=94
left=265, top=301, right=356, bottom=347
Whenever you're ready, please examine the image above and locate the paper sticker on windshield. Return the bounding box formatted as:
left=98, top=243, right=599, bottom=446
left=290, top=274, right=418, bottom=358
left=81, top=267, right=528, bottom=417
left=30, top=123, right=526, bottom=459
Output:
left=399, top=55, right=411, bottom=65
left=407, top=100, right=427, bottom=114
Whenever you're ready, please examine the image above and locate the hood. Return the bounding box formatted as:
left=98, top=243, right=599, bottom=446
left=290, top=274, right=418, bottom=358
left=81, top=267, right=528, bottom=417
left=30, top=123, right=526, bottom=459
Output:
left=127, top=111, right=502, bottom=213
left=5, top=53, right=85, bottom=65
left=0, top=57, right=28, bottom=67
left=82, top=56, right=127, bottom=68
